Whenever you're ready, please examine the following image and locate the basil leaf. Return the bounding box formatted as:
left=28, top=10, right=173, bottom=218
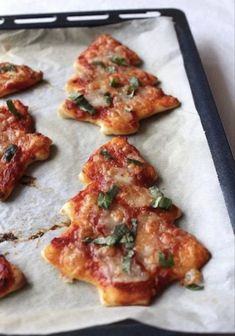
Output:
left=69, top=94, right=96, bottom=115
left=100, top=149, right=113, bottom=160
left=126, top=76, right=140, bottom=98
left=2, top=144, right=18, bottom=162
left=127, top=158, right=144, bottom=166
left=110, top=78, right=121, bottom=88
left=129, top=76, right=140, bottom=90
left=106, top=65, right=116, bottom=73
left=6, top=100, right=22, bottom=119
left=122, top=249, right=135, bottom=273
left=97, top=185, right=119, bottom=209
left=159, top=251, right=174, bottom=268
left=158, top=197, right=172, bottom=210
left=186, top=284, right=204, bottom=291
left=130, top=218, right=138, bottom=236
left=0, top=64, right=16, bottom=73
left=104, top=92, right=112, bottom=106
left=92, top=236, right=118, bottom=246
left=91, top=61, right=106, bottom=68
left=85, top=219, right=138, bottom=274
left=83, top=224, right=130, bottom=247
left=149, top=185, right=172, bottom=210
left=111, top=56, right=128, bottom=66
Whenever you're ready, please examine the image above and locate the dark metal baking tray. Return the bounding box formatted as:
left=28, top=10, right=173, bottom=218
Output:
left=0, top=8, right=234, bottom=336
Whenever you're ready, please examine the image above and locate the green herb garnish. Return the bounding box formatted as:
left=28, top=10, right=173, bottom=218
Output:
left=6, top=100, right=22, bottom=119
left=122, top=249, right=135, bottom=273
left=69, top=93, right=96, bottom=115
left=91, top=60, right=106, bottom=68
left=104, top=92, right=112, bottom=106
left=106, top=65, right=116, bottom=73
left=97, top=185, right=119, bottom=209
left=100, top=149, right=113, bottom=160
left=126, top=76, right=140, bottom=98
left=127, top=158, right=144, bottom=166
left=84, top=223, right=129, bottom=247
left=110, top=78, right=121, bottom=88
left=129, top=77, right=140, bottom=90
left=111, top=56, right=128, bottom=66
left=186, top=284, right=204, bottom=291
left=84, top=219, right=138, bottom=273
left=149, top=185, right=172, bottom=210
left=0, top=64, right=17, bottom=73
left=159, top=251, right=174, bottom=268
left=2, top=144, right=18, bottom=162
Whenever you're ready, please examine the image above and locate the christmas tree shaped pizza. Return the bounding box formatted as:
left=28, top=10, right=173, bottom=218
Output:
left=42, top=137, right=210, bottom=305
left=0, top=100, right=52, bottom=200
left=59, top=34, right=180, bottom=134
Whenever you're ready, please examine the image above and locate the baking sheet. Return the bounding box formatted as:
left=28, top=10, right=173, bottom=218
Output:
left=0, top=17, right=234, bottom=334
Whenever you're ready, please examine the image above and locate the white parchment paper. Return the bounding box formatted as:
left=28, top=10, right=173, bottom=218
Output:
left=0, top=17, right=234, bottom=334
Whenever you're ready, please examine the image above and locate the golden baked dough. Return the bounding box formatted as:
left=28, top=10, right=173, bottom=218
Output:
left=59, top=34, right=180, bottom=135
left=43, top=138, right=210, bottom=306
left=0, top=62, right=43, bottom=98
left=0, top=100, right=52, bottom=200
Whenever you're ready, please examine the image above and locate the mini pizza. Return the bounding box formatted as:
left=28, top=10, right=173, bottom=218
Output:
left=80, top=136, right=157, bottom=187
left=0, top=100, right=52, bottom=200
left=42, top=138, right=210, bottom=306
left=0, top=62, right=43, bottom=98
left=59, top=34, right=180, bottom=135
left=0, top=255, right=26, bottom=298
left=74, top=34, right=142, bottom=76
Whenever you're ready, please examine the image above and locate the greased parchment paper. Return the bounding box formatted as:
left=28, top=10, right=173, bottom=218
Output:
left=0, top=17, right=234, bottom=334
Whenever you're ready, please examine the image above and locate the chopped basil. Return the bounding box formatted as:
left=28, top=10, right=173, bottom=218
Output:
left=84, top=219, right=138, bottom=273
left=126, top=76, right=140, bottom=98
left=186, top=284, right=204, bottom=291
left=6, top=100, right=22, bottom=119
left=69, top=93, right=96, bottom=115
left=129, top=77, right=140, bottom=90
left=149, top=185, right=172, bottom=210
left=100, top=149, right=113, bottom=160
left=2, top=144, right=18, bottom=162
left=104, top=92, right=112, bottom=106
left=84, top=223, right=130, bottom=247
left=110, top=78, right=121, bottom=88
left=159, top=251, right=174, bottom=268
left=97, top=185, right=119, bottom=209
left=0, top=64, right=16, bottom=73
left=91, top=60, right=106, bottom=68
left=111, top=56, right=128, bottom=66
left=127, top=158, right=144, bottom=166
left=106, top=65, right=116, bottom=73
left=122, top=249, right=135, bottom=273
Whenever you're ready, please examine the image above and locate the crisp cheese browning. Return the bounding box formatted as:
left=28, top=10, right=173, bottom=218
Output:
left=43, top=138, right=210, bottom=306
left=59, top=34, right=180, bottom=135
left=0, top=100, right=52, bottom=200
left=80, top=136, right=157, bottom=187
left=0, top=62, right=43, bottom=98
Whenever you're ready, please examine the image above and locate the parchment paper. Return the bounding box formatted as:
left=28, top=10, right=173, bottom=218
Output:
left=0, top=17, right=234, bottom=334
